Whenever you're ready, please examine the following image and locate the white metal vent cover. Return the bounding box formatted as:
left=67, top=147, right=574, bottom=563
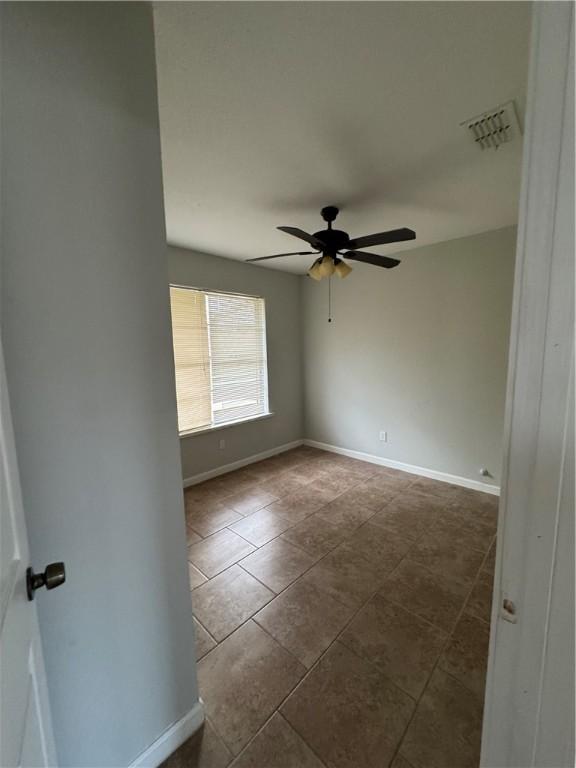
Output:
left=461, top=100, right=522, bottom=150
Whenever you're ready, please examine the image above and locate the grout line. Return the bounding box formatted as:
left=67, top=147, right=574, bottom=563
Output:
left=387, top=545, right=493, bottom=766
left=188, top=450, right=497, bottom=767
left=193, top=505, right=392, bottom=652
left=191, top=613, right=218, bottom=645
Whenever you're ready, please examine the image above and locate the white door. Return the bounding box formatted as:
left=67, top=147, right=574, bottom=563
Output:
left=481, top=2, right=575, bottom=766
left=0, top=338, right=57, bottom=768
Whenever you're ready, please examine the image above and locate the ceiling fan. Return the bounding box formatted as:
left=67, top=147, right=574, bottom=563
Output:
left=246, top=206, right=416, bottom=280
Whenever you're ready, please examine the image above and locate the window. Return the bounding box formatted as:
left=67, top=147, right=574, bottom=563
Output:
left=169, top=286, right=269, bottom=434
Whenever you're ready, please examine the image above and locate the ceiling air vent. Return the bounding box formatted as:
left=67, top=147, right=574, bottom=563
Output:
left=461, top=100, right=522, bottom=150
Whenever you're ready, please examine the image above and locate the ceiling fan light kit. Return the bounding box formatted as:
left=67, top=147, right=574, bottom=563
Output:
left=308, top=258, right=323, bottom=281
left=247, top=206, right=415, bottom=280
left=317, top=255, right=336, bottom=278
left=334, top=257, right=352, bottom=279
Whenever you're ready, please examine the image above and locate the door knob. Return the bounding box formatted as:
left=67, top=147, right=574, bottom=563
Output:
left=26, top=562, right=66, bottom=601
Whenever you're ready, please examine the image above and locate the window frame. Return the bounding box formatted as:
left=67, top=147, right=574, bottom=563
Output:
left=169, top=284, right=273, bottom=438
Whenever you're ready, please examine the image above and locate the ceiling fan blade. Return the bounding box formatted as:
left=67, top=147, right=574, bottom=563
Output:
left=246, top=251, right=315, bottom=263
left=348, top=228, right=415, bottom=250
left=343, top=250, right=401, bottom=269
left=277, top=226, right=325, bottom=249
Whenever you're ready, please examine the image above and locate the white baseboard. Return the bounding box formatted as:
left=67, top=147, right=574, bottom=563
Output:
left=129, top=700, right=205, bottom=768
left=303, top=439, right=500, bottom=496
left=182, top=440, right=304, bottom=488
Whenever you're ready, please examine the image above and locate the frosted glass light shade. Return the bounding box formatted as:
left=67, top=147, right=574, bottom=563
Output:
left=317, top=255, right=336, bottom=278
left=308, top=259, right=323, bottom=280
left=334, top=259, right=352, bottom=278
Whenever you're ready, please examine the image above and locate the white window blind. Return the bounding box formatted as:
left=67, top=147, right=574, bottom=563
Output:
left=169, top=286, right=269, bottom=434
left=169, top=287, right=212, bottom=433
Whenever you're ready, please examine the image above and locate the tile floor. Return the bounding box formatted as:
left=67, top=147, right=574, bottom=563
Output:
left=162, top=446, right=497, bottom=768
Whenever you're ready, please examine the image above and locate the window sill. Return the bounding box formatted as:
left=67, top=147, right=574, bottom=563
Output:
left=179, top=412, right=275, bottom=439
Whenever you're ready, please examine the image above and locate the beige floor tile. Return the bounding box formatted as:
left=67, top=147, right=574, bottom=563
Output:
left=198, top=621, right=305, bottom=756
left=465, top=570, right=494, bottom=623
left=185, top=456, right=493, bottom=768
left=301, top=481, right=347, bottom=505
left=408, top=531, right=484, bottom=586
left=399, top=668, right=483, bottom=768
left=187, top=526, right=203, bottom=546
left=281, top=642, right=415, bottom=768
left=340, top=594, right=447, bottom=698
left=225, top=488, right=280, bottom=516
left=240, top=457, right=288, bottom=482
left=369, top=491, right=447, bottom=541
left=307, top=471, right=362, bottom=497
left=187, top=504, right=244, bottom=538
left=192, top=565, right=274, bottom=641
left=300, top=544, right=380, bottom=608
left=186, top=495, right=235, bottom=518
left=314, top=498, right=375, bottom=534
left=390, top=755, right=415, bottom=768
left=280, top=515, right=347, bottom=558
left=408, top=476, right=461, bottom=501
left=185, top=482, right=230, bottom=505
left=265, top=499, right=313, bottom=525
left=193, top=617, right=216, bottom=661
left=382, top=559, right=468, bottom=632
left=189, top=562, right=208, bottom=589
left=387, top=490, right=448, bottom=513
left=368, top=471, right=415, bottom=494
left=231, top=713, right=325, bottom=768
left=220, top=467, right=263, bottom=485
left=334, top=480, right=398, bottom=512
left=278, top=446, right=316, bottom=469
left=375, top=466, right=416, bottom=482
left=288, top=462, right=332, bottom=484
left=332, top=463, right=370, bottom=484
left=429, top=510, right=495, bottom=553
left=258, top=472, right=311, bottom=500
left=334, top=456, right=382, bottom=478
left=438, top=613, right=490, bottom=699
left=448, top=504, right=498, bottom=536
left=240, top=539, right=318, bottom=593
left=189, top=529, right=256, bottom=578
left=254, top=580, right=355, bottom=668
left=266, top=485, right=333, bottom=524
left=229, top=508, right=294, bottom=547
left=160, top=720, right=232, bottom=768
left=344, top=523, right=412, bottom=575
left=449, top=488, right=499, bottom=526
left=206, top=474, right=254, bottom=496
left=482, top=538, right=497, bottom=573
left=211, top=472, right=259, bottom=497
left=287, top=445, right=327, bottom=461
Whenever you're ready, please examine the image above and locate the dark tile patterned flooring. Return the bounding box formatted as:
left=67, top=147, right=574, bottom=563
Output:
left=163, top=446, right=497, bottom=768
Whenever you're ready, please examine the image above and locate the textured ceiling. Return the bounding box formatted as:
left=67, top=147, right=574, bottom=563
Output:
left=154, top=2, right=531, bottom=273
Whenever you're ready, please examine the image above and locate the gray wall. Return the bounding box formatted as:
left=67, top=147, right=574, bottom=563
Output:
left=168, top=246, right=303, bottom=480
left=1, top=4, right=198, bottom=766
left=302, top=227, right=516, bottom=485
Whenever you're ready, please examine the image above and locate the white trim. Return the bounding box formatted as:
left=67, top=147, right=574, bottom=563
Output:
left=182, top=440, right=304, bottom=488
left=129, top=700, right=205, bottom=768
left=303, top=439, right=500, bottom=495
left=179, top=411, right=275, bottom=439
left=481, top=3, right=574, bottom=766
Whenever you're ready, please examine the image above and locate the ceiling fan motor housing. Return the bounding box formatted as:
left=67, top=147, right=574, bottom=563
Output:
left=247, top=205, right=410, bottom=270
left=313, top=229, right=350, bottom=254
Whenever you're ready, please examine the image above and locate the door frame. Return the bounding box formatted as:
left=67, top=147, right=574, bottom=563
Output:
left=480, top=2, right=574, bottom=766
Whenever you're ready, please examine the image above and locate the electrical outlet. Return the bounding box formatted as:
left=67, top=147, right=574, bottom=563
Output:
left=379, top=431, right=387, bottom=442
left=218, top=439, right=226, bottom=450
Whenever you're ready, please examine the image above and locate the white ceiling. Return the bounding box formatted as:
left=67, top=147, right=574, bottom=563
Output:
left=154, top=2, right=531, bottom=274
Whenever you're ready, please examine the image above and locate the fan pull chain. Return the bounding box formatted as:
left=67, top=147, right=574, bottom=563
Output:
left=328, top=276, right=332, bottom=323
